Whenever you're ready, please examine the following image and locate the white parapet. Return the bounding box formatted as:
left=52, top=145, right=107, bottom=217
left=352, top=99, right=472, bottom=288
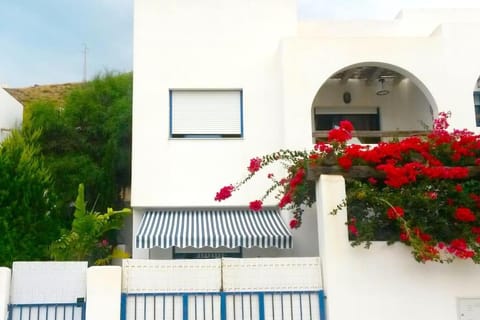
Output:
left=315, top=174, right=480, bottom=320
left=86, top=266, right=122, bottom=320
left=0, top=267, right=11, bottom=320
left=11, top=261, right=87, bottom=304
left=222, top=257, right=322, bottom=292
left=122, top=258, right=222, bottom=293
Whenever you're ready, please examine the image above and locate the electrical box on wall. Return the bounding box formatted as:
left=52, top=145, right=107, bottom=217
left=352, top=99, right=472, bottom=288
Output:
left=458, top=298, right=480, bottom=320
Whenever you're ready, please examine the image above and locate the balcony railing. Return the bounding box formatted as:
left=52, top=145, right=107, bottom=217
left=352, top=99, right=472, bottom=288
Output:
left=312, top=130, right=430, bottom=140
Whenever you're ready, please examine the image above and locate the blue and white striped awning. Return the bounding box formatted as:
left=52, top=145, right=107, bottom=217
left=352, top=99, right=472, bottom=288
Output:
left=135, top=209, right=292, bottom=249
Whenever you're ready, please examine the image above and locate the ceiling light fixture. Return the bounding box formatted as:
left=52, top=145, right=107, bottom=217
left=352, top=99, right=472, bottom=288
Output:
left=376, top=78, right=390, bottom=96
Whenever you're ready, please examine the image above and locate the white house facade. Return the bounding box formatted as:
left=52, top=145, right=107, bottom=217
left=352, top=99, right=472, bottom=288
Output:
left=0, top=87, right=22, bottom=142
left=132, top=0, right=480, bottom=259
left=133, top=1, right=480, bottom=319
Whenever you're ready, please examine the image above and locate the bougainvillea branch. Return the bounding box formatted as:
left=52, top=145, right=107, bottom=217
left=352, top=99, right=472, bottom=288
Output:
left=216, top=112, right=480, bottom=263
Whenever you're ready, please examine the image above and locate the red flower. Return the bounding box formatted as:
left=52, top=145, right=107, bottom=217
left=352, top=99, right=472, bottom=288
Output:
left=289, top=219, right=299, bottom=229
left=248, top=157, right=262, bottom=173
left=448, top=238, right=475, bottom=259
left=279, top=192, right=292, bottom=208
left=386, top=206, right=405, bottom=219
left=249, top=200, right=263, bottom=211
left=289, top=168, right=305, bottom=188
left=337, top=155, right=352, bottom=170
left=368, top=177, right=377, bottom=185
left=472, top=226, right=480, bottom=234
left=347, top=218, right=359, bottom=236
left=425, top=191, right=438, bottom=200
left=419, top=232, right=432, bottom=242
left=454, top=207, right=476, bottom=222
left=214, top=185, right=235, bottom=201
left=327, top=127, right=352, bottom=143
left=339, top=120, right=354, bottom=132
left=314, top=142, right=333, bottom=153
left=267, top=173, right=274, bottom=179
left=455, top=184, right=463, bottom=192
left=348, top=224, right=358, bottom=236
left=400, top=232, right=409, bottom=241
left=433, top=111, right=450, bottom=132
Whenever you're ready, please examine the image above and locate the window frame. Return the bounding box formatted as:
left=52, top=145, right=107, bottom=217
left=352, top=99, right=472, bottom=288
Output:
left=474, top=91, right=480, bottom=127
left=169, top=89, right=244, bottom=139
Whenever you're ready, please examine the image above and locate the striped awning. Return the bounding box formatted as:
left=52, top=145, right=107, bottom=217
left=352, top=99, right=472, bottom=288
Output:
left=135, top=209, right=292, bottom=249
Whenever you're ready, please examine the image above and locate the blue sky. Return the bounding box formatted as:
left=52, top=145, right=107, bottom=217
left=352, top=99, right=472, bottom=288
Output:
left=1, top=0, right=479, bottom=88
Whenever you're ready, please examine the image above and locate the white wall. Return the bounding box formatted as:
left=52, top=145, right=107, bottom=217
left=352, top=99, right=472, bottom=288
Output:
left=0, top=88, right=22, bottom=142
left=0, top=268, right=10, bottom=320
left=132, top=0, right=297, bottom=208
left=316, top=175, right=480, bottom=320
left=132, top=4, right=480, bottom=259
left=86, top=266, right=121, bottom=320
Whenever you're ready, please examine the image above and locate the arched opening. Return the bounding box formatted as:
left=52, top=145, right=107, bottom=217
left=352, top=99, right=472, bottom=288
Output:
left=311, top=62, right=437, bottom=143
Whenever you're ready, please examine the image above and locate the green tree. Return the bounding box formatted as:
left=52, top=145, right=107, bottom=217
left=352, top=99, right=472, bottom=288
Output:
left=0, top=130, right=60, bottom=266
left=26, top=71, right=132, bottom=216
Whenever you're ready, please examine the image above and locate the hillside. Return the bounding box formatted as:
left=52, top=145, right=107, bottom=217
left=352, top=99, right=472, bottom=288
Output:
left=5, top=82, right=83, bottom=107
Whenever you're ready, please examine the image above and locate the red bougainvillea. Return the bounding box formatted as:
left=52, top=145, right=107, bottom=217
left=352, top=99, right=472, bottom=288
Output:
left=214, top=185, right=235, bottom=201
left=249, top=200, right=263, bottom=211
left=215, top=111, right=480, bottom=263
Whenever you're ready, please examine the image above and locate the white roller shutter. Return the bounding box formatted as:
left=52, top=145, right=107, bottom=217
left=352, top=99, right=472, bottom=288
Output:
left=171, top=90, right=242, bottom=137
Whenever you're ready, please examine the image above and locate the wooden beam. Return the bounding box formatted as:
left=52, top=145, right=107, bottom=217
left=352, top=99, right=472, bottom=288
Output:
left=340, top=69, right=356, bottom=84
left=307, top=165, right=480, bottom=181
left=366, top=68, right=384, bottom=86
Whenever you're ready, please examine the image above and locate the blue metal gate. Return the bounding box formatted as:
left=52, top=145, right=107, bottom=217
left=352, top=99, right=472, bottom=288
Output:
left=7, top=298, right=86, bottom=320
left=120, top=290, right=326, bottom=320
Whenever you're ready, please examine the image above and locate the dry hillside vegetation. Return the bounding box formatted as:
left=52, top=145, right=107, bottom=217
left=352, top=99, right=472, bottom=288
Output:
left=5, top=82, right=83, bottom=107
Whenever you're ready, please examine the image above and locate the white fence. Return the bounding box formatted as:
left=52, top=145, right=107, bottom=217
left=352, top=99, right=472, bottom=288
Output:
left=3, top=173, right=480, bottom=320
left=1, top=263, right=120, bottom=320
left=120, top=257, right=325, bottom=320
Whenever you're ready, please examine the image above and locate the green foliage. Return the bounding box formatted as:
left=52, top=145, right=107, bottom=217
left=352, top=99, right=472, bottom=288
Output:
left=0, top=130, right=61, bottom=266
left=25, top=71, right=132, bottom=216
left=50, top=184, right=131, bottom=265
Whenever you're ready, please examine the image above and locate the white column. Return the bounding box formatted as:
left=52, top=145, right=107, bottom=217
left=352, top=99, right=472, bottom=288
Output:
left=0, top=267, right=11, bottom=320
left=315, top=174, right=348, bottom=320
left=86, top=266, right=121, bottom=320
left=132, top=209, right=149, bottom=259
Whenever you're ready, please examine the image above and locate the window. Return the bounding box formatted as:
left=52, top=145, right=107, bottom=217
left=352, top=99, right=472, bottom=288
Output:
left=170, top=89, right=243, bottom=138
left=314, top=107, right=380, bottom=131
left=314, top=107, right=380, bottom=143
left=172, top=247, right=242, bottom=259
left=474, top=92, right=480, bottom=127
